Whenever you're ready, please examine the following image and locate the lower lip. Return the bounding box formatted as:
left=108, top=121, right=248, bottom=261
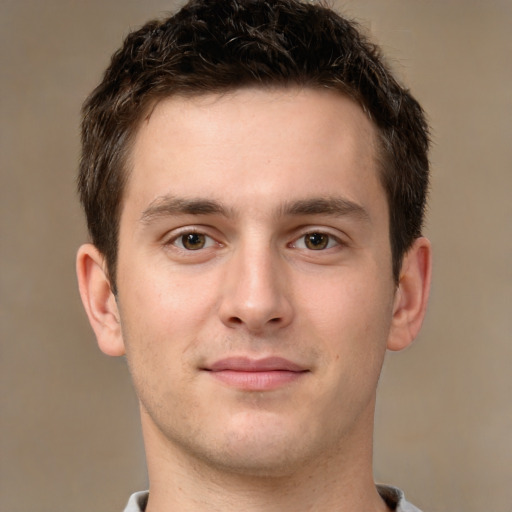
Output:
left=209, top=370, right=306, bottom=391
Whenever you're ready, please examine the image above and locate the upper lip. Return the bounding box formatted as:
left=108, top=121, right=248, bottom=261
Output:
left=207, top=356, right=308, bottom=373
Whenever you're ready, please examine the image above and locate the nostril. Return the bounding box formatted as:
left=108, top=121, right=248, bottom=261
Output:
left=229, top=317, right=243, bottom=325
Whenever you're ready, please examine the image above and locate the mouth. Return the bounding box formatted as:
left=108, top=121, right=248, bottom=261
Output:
left=203, top=356, right=310, bottom=391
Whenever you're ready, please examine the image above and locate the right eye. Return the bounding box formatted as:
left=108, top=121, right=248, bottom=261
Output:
left=171, top=232, right=216, bottom=250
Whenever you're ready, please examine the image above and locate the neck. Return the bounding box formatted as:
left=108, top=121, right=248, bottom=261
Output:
left=141, top=400, right=390, bottom=512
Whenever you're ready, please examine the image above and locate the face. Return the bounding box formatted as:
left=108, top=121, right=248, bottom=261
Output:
left=114, top=88, right=397, bottom=475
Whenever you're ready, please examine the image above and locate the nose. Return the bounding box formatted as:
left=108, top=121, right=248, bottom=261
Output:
left=218, top=244, right=294, bottom=333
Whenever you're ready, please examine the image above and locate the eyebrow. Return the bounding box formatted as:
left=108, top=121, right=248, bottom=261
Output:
left=140, top=196, right=231, bottom=223
left=140, top=195, right=370, bottom=224
left=281, top=197, right=370, bottom=223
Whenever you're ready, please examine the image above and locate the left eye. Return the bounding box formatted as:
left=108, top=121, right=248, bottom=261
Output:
left=172, top=232, right=216, bottom=250
left=294, top=232, right=339, bottom=250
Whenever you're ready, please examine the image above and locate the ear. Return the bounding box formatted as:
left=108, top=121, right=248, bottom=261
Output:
left=387, top=237, right=432, bottom=352
left=76, top=244, right=125, bottom=356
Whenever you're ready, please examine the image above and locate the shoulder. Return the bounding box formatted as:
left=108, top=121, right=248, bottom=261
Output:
left=124, top=487, right=422, bottom=512
left=122, top=491, right=149, bottom=512
left=377, top=484, right=423, bottom=512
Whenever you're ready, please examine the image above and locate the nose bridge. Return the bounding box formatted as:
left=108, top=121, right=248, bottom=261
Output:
left=219, top=235, right=292, bottom=332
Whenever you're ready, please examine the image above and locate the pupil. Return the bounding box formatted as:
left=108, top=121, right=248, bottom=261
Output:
left=306, top=233, right=328, bottom=250
left=183, top=233, right=205, bottom=250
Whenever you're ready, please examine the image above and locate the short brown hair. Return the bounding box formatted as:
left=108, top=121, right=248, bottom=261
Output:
left=79, top=0, right=430, bottom=290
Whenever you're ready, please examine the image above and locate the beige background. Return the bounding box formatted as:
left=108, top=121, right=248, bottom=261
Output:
left=1, top=1, right=511, bottom=511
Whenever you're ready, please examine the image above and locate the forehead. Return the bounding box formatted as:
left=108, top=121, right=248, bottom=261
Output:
left=137, top=87, right=377, bottom=152
left=124, top=87, right=383, bottom=217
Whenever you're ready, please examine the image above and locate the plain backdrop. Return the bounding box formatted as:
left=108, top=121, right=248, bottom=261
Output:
left=1, top=1, right=511, bottom=511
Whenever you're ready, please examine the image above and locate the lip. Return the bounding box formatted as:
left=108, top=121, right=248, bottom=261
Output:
left=204, top=357, right=309, bottom=391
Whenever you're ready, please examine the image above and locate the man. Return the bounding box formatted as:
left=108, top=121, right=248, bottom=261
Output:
left=76, top=0, right=431, bottom=510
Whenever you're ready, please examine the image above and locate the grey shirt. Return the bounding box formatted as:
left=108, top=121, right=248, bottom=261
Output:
left=123, top=485, right=423, bottom=511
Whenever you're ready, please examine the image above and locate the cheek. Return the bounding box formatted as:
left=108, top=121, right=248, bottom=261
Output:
left=115, top=271, right=212, bottom=382
left=117, top=283, right=203, bottom=424
left=298, top=267, right=394, bottom=362
left=119, top=262, right=219, bottom=334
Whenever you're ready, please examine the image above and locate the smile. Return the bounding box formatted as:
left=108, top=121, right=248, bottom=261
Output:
left=204, top=357, right=310, bottom=391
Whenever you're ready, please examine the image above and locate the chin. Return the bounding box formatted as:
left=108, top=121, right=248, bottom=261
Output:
left=199, top=443, right=311, bottom=479
left=187, top=412, right=325, bottom=478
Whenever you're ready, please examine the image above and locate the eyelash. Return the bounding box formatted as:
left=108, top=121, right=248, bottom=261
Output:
left=167, top=229, right=218, bottom=251
left=165, top=228, right=343, bottom=252
left=289, top=231, right=344, bottom=251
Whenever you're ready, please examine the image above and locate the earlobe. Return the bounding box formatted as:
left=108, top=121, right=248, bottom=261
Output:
left=387, top=237, right=432, bottom=352
left=76, top=244, right=126, bottom=356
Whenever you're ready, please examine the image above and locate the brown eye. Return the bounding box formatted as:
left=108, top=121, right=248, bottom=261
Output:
left=304, top=232, right=329, bottom=250
left=181, top=233, right=206, bottom=250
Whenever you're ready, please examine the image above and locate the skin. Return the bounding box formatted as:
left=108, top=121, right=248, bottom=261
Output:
left=77, top=88, right=431, bottom=511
